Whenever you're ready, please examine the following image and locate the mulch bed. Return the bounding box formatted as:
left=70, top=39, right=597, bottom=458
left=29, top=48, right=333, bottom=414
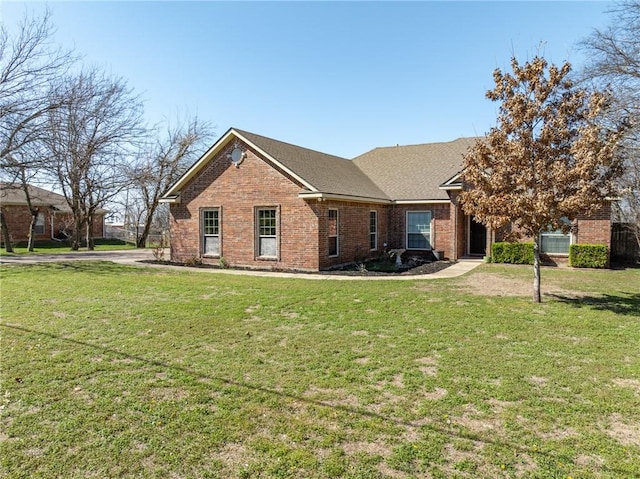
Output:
left=320, top=261, right=455, bottom=276
left=143, top=259, right=455, bottom=276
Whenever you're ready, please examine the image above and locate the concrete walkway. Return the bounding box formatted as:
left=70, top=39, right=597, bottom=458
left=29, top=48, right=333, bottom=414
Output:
left=0, top=249, right=483, bottom=280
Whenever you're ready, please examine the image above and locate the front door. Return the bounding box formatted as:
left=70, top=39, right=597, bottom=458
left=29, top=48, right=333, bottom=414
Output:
left=469, top=217, right=487, bottom=256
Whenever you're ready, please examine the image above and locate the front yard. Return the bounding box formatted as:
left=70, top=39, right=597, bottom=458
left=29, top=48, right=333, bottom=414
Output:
left=1, top=262, right=639, bottom=478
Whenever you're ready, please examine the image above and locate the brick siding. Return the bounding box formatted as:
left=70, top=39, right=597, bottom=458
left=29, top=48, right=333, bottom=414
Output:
left=169, top=142, right=321, bottom=271
left=1, top=205, right=104, bottom=243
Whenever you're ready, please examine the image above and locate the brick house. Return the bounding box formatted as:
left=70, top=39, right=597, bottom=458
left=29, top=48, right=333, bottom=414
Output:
left=161, top=128, right=613, bottom=271
left=0, top=183, right=106, bottom=244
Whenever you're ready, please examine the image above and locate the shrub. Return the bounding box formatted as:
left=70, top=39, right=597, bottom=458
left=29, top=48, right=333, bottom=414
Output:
left=492, top=242, right=534, bottom=264
left=569, top=244, right=609, bottom=268
left=184, top=255, right=202, bottom=266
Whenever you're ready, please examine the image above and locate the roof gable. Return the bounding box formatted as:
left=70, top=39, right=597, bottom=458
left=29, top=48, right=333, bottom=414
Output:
left=163, top=128, right=389, bottom=202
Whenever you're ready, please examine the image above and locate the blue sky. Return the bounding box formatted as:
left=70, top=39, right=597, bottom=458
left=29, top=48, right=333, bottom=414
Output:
left=1, top=1, right=613, bottom=158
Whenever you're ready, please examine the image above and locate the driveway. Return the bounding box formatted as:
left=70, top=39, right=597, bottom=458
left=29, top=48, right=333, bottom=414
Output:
left=1, top=249, right=482, bottom=280
left=0, top=248, right=162, bottom=265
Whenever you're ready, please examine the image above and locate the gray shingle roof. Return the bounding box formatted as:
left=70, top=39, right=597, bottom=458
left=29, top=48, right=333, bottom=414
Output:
left=0, top=183, right=71, bottom=212
left=163, top=128, right=482, bottom=203
left=234, top=129, right=389, bottom=200
left=352, top=137, right=480, bottom=201
left=0, top=183, right=109, bottom=214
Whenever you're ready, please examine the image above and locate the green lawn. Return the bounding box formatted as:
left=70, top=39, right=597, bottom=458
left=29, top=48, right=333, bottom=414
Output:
left=0, top=239, right=136, bottom=255
left=1, top=262, right=639, bottom=478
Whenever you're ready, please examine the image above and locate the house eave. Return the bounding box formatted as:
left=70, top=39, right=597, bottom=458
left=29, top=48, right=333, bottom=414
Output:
left=393, top=199, right=452, bottom=205
left=159, top=194, right=181, bottom=204
left=298, top=191, right=392, bottom=204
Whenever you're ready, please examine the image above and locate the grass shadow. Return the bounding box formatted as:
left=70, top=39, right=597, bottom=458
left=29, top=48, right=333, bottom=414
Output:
left=548, top=292, right=640, bottom=316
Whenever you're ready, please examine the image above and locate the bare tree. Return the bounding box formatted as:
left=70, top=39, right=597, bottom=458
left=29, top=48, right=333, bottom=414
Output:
left=126, top=117, right=212, bottom=247
left=0, top=10, right=76, bottom=251
left=43, top=68, right=145, bottom=250
left=461, top=57, right=627, bottom=302
left=580, top=0, right=640, bottom=251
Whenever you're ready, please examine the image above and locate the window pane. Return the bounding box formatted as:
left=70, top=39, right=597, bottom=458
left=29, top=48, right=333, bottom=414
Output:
left=259, top=237, right=277, bottom=257
left=408, top=212, right=430, bottom=233
left=203, top=210, right=219, bottom=235
left=328, top=210, right=338, bottom=236
left=328, top=209, right=338, bottom=256
left=328, top=237, right=338, bottom=256
left=35, top=213, right=45, bottom=234
left=541, top=235, right=570, bottom=254
left=259, top=210, right=276, bottom=236
left=407, top=212, right=431, bottom=249
left=203, top=236, right=220, bottom=255
left=408, top=233, right=430, bottom=249
left=370, top=211, right=377, bottom=250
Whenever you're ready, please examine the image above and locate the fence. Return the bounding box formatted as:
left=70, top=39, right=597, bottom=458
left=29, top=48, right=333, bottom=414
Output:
left=105, top=225, right=169, bottom=247
left=611, top=223, right=639, bottom=263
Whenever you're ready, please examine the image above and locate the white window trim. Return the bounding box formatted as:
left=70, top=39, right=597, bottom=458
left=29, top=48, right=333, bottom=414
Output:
left=328, top=208, right=339, bottom=257
left=406, top=210, right=432, bottom=251
left=201, top=208, right=221, bottom=257
left=255, top=206, right=279, bottom=260
left=369, top=210, right=378, bottom=251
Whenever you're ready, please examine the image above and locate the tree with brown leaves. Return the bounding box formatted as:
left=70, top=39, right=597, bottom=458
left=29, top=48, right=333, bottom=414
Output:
left=461, top=56, right=626, bottom=302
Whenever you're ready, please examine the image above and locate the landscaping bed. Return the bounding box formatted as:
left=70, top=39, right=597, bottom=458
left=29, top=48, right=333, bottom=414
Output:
left=145, top=258, right=456, bottom=276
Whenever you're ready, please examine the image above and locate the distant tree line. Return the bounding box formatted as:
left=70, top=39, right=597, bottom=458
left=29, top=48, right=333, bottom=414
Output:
left=0, top=9, right=213, bottom=252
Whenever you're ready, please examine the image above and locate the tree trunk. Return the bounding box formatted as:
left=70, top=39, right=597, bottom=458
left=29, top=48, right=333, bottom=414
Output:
left=27, top=208, right=38, bottom=252
left=86, top=214, right=95, bottom=251
left=136, top=211, right=154, bottom=248
left=0, top=209, right=14, bottom=253
left=533, top=239, right=542, bottom=303
left=71, top=212, right=82, bottom=250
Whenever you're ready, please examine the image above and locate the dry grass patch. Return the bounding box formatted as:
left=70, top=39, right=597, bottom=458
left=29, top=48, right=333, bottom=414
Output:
left=459, top=271, right=578, bottom=297
left=613, top=378, right=640, bottom=394
left=454, top=404, right=504, bottom=434
left=342, top=440, right=392, bottom=457
left=604, top=413, right=640, bottom=447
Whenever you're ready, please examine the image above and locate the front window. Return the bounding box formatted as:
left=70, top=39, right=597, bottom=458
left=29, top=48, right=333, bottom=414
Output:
left=328, top=209, right=339, bottom=257
left=257, top=208, right=278, bottom=258
left=540, top=218, right=571, bottom=254
left=369, top=211, right=378, bottom=251
left=406, top=211, right=432, bottom=250
left=202, top=209, right=220, bottom=256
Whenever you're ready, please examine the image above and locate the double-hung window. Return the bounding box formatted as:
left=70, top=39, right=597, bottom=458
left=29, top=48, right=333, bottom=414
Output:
left=328, top=209, right=339, bottom=257
left=369, top=211, right=378, bottom=251
left=202, top=209, right=220, bottom=256
left=34, top=212, right=45, bottom=235
left=257, top=208, right=278, bottom=258
left=406, top=211, right=432, bottom=250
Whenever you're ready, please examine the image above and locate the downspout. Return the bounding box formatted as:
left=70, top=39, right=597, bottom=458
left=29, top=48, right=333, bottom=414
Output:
left=50, top=211, right=64, bottom=242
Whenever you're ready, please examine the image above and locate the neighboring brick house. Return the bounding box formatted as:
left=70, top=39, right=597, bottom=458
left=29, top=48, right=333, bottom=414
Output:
left=161, top=128, right=614, bottom=271
left=0, top=184, right=106, bottom=244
